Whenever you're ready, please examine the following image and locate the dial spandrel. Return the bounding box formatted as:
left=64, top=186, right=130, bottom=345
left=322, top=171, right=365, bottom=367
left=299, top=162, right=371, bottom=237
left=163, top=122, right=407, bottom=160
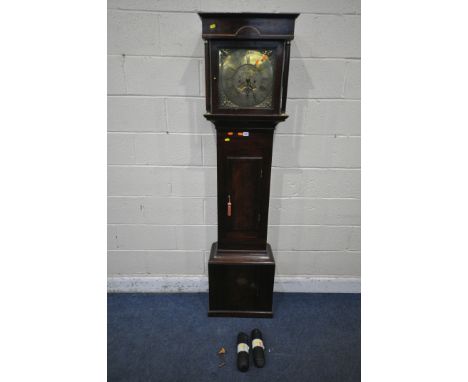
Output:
left=219, top=49, right=274, bottom=109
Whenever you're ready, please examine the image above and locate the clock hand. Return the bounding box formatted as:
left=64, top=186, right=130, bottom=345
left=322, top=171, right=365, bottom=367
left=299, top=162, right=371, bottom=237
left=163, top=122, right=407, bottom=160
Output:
left=245, top=78, right=255, bottom=93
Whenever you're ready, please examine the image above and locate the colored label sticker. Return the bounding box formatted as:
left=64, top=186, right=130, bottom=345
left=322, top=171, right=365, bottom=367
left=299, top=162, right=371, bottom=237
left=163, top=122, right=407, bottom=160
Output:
left=243, top=132, right=249, bottom=137
left=209, top=23, right=216, bottom=29
left=252, top=339, right=264, bottom=349
left=237, top=343, right=249, bottom=353
left=224, top=138, right=230, bottom=142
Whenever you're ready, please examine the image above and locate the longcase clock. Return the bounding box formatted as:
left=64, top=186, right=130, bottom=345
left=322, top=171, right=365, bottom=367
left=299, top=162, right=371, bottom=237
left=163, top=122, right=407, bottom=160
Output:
left=199, top=13, right=299, bottom=317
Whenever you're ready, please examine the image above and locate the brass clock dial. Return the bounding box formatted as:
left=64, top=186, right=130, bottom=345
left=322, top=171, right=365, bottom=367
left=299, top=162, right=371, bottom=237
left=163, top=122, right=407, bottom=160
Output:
left=219, top=49, right=274, bottom=109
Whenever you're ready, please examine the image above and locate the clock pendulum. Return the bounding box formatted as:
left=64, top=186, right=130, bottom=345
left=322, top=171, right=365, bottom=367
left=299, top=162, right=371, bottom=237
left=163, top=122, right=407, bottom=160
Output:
left=199, top=13, right=299, bottom=317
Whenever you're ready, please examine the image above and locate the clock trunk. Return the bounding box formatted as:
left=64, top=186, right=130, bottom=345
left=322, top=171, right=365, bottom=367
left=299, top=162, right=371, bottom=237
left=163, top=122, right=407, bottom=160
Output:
left=217, top=128, right=273, bottom=251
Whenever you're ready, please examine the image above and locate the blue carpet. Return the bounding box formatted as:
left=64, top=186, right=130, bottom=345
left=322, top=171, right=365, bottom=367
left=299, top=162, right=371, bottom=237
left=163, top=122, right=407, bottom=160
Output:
left=108, top=293, right=360, bottom=382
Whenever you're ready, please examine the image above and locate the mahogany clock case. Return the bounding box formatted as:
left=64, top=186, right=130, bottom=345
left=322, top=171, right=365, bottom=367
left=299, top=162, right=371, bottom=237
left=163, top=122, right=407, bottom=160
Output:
left=199, top=13, right=298, bottom=318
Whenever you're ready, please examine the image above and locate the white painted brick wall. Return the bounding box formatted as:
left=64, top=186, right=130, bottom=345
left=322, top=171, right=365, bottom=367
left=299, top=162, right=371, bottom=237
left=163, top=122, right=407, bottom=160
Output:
left=108, top=197, right=205, bottom=224
left=291, top=15, right=360, bottom=58
left=272, top=135, right=361, bottom=168
left=159, top=13, right=204, bottom=57
left=166, top=98, right=212, bottom=133
left=107, top=55, right=126, bottom=94
left=344, top=60, right=361, bottom=98
left=107, top=0, right=360, bottom=277
left=267, top=225, right=357, bottom=251
left=108, top=166, right=217, bottom=197
left=108, top=133, right=203, bottom=165
left=270, top=168, right=360, bottom=198
left=288, top=59, right=349, bottom=98
left=108, top=0, right=360, bottom=14
left=107, top=10, right=160, bottom=55
left=108, top=225, right=217, bottom=251
left=119, top=56, right=201, bottom=95
left=275, top=251, right=360, bottom=276
left=279, top=100, right=360, bottom=135
left=108, top=251, right=205, bottom=274
left=108, top=97, right=166, bottom=132
left=269, top=198, right=361, bottom=226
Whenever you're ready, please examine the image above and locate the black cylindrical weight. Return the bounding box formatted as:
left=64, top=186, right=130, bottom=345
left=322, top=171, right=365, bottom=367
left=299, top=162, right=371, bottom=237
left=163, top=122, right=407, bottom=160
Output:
left=236, top=332, right=250, bottom=372
left=251, top=328, right=265, bottom=368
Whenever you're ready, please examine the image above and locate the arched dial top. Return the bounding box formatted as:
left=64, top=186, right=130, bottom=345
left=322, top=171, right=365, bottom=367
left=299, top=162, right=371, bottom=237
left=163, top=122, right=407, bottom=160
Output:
left=218, top=48, right=275, bottom=109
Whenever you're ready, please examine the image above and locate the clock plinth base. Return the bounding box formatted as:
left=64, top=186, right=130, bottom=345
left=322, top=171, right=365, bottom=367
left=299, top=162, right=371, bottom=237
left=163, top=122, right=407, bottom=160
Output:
left=208, top=242, right=275, bottom=318
left=208, top=310, right=273, bottom=318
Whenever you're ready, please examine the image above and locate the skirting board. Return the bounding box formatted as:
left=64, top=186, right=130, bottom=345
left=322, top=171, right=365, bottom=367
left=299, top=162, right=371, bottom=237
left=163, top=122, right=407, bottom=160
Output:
left=108, top=276, right=360, bottom=294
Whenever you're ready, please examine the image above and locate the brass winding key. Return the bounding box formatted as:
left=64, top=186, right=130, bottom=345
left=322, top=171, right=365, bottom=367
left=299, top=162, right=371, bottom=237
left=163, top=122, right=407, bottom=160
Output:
left=227, top=195, right=232, bottom=217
